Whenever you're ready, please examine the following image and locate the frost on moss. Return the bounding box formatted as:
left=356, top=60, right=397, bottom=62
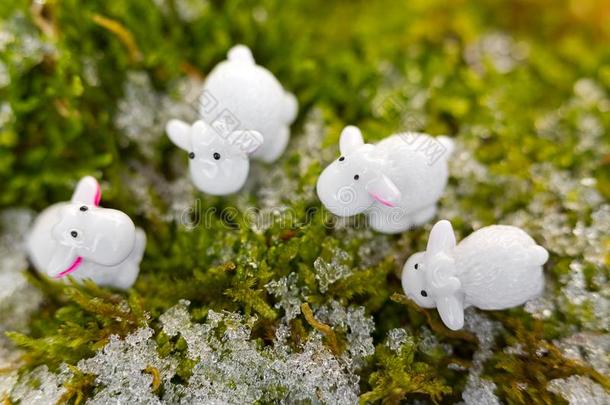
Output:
left=83, top=300, right=365, bottom=404
left=1, top=0, right=610, bottom=403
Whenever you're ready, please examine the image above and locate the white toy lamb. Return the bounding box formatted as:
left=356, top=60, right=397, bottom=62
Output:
left=166, top=44, right=298, bottom=195
left=401, top=220, right=549, bottom=330
left=316, top=126, right=454, bottom=233
left=26, top=176, right=146, bottom=290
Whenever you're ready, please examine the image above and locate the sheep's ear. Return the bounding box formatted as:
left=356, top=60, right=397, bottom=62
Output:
left=339, top=126, right=364, bottom=155
left=71, top=176, right=101, bottom=206
left=427, top=220, right=456, bottom=255
left=166, top=119, right=192, bottom=152
left=436, top=295, right=464, bottom=330
left=228, top=130, right=264, bottom=155
left=366, top=174, right=401, bottom=207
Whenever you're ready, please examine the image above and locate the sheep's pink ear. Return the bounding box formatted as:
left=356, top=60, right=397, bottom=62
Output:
left=339, top=126, right=364, bottom=155
left=426, top=220, right=456, bottom=255
left=71, top=176, right=101, bottom=206
left=366, top=174, right=401, bottom=207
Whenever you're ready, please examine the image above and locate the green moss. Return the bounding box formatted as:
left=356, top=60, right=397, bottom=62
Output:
left=1, top=0, right=609, bottom=403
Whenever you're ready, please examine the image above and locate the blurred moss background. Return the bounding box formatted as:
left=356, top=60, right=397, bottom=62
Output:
left=1, top=0, right=609, bottom=403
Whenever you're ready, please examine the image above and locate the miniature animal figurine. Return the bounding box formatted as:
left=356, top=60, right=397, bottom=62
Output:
left=26, top=176, right=146, bottom=290
left=166, top=44, right=298, bottom=195
left=401, top=220, right=549, bottom=330
left=316, top=126, right=454, bottom=233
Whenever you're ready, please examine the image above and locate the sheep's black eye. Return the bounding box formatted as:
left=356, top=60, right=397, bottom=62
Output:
left=420, top=290, right=428, bottom=297
left=70, top=231, right=78, bottom=238
left=414, top=263, right=419, bottom=269
left=338, top=156, right=345, bottom=161
left=353, top=174, right=360, bottom=180
left=79, top=206, right=88, bottom=212
left=188, top=152, right=195, bottom=159
left=213, top=152, right=221, bottom=160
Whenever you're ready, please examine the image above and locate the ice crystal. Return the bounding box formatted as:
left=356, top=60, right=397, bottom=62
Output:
left=81, top=57, right=100, bottom=87
left=153, top=0, right=209, bottom=22
left=464, top=32, right=528, bottom=74
left=0, top=370, right=18, bottom=400
left=461, top=376, right=500, bottom=405
left=115, top=72, right=201, bottom=157
left=115, top=72, right=163, bottom=157
left=418, top=327, right=453, bottom=356
left=0, top=209, right=42, bottom=333
left=8, top=365, right=72, bottom=405
left=561, top=261, right=609, bottom=331
left=0, top=12, right=56, bottom=71
left=555, top=332, right=610, bottom=376
left=0, top=102, right=13, bottom=131
left=265, top=273, right=304, bottom=321
left=374, top=59, right=428, bottom=130
left=386, top=328, right=412, bottom=352
left=547, top=375, right=610, bottom=405
left=159, top=301, right=361, bottom=403
left=123, top=161, right=196, bottom=222
left=247, top=110, right=327, bottom=223
left=316, top=301, right=376, bottom=369
left=0, top=61, right=9, bottom=88
left=524, top=295, right=555, bottom=320
left=585, top=204, right=610, bottom=267
left=573, top=78, right=606, bottom=106
left=461, top=309, right=502, bottom=405
left=313, top=248, right=352, bottom=293
left=78, top=327, right=176, bottom=405
left=438, top=140, right=491, bottom=225
left=356, top=230, right=393, bottom=267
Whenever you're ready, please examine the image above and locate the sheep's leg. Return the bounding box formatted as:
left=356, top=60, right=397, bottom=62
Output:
left=110, top=228, right=146, bottom=290
left=256, top=126, right=290, bottom=163
left=411, top=205, right=437, bottom=226
left=367, top=208, right=412, bottom=234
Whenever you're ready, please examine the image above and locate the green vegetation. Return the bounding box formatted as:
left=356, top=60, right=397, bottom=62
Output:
left=1, top=0, right=609, bottom=403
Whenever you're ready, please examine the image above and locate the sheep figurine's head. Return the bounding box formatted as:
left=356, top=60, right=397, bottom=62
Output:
left=166, top=119, right=263, bottom=195
left=402, top=220, right=464, bottom=330
left=316, top=126, right=402, bottom=217
left=47, top=177, right=136, bottom=278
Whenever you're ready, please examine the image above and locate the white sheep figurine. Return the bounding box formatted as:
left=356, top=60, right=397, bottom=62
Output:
left=316, top=125, right=454, bottom=233
left=26, top=176, right=146, bottom=290
left=166, top=44, right=298, bottom=195
left=401, top=220, right=549, bottom=330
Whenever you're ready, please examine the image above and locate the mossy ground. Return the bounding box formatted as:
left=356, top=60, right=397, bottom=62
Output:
left=1, top=0, right=609, bottom=403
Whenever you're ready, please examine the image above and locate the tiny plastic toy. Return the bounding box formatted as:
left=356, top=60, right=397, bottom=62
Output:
left=401, top=220, right=549, bottom=330
left=166, top=44, right=298, bottom=195
left=316, top=126, right=454, bottom=233
left=26, top=176, right=146, bottom=290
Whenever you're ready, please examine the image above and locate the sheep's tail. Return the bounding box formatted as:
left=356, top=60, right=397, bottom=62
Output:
left=437, top=136, right=454, bottom=158
left=227, top=45, right=255, bottom=64
left=283, top=92, right=298, bottom=124
left=131, top=228, right=147, bottom=264
left=530, top=245, right=549, bottom=266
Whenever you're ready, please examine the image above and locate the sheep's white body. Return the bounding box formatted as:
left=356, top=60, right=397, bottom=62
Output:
left=26, top=177, right=146, bottom=290
left=402, top=220, right=548, bottom=330
left=366, top=134, right=453, bottom=232
left=454, top=225, right=547, bottom=309
left=166, top=45, right=298, bottom=195
left=316, top=126, right=453, bottom=234
left=200, top=45, right=298, bottom=163
left=28, top=204, right=146, bottom=290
